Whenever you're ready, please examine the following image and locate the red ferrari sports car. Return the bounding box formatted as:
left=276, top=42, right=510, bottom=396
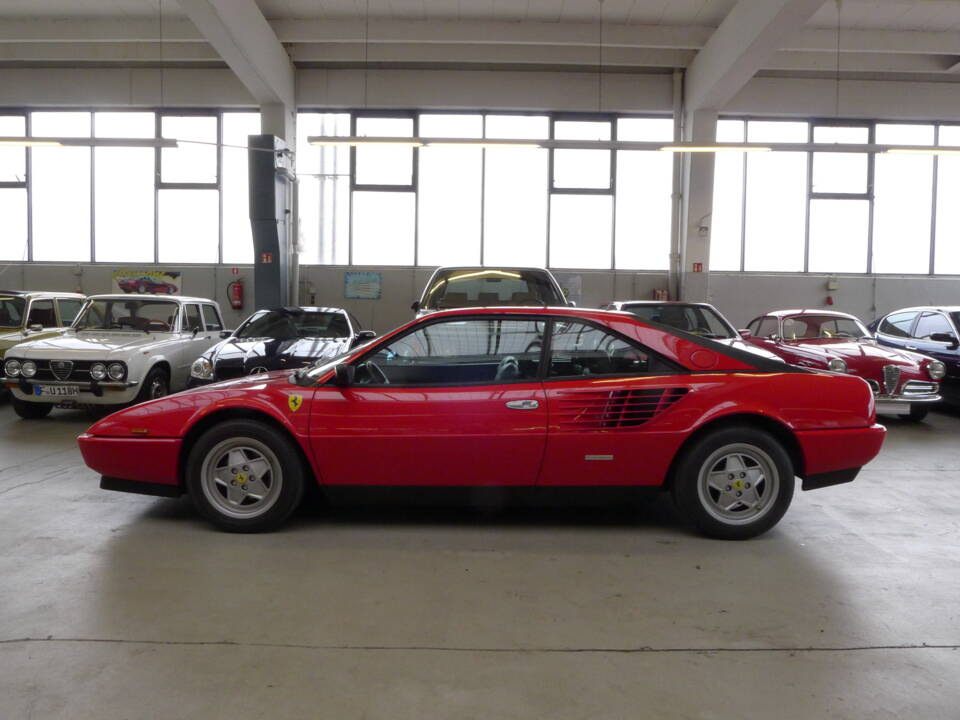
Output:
left=79, top=307, right=885, bottom=539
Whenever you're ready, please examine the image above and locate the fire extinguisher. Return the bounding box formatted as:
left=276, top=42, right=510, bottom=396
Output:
left=227, top=279, right=244, bottom=310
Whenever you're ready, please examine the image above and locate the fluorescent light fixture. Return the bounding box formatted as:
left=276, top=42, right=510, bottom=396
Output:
left=0, top=136, right=178, bottom=148
left=885, top=146, right=960, bottom=156
left=659, top=144, right=772, bottom=153
left=308, top=136, right=424, bottom=147
left=424, top=140, right=543, bottom=149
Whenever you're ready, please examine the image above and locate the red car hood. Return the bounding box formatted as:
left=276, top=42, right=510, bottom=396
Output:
left=787, top=339, right=924, bottom=370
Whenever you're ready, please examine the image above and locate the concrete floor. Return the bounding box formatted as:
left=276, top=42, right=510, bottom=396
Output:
left=1, top=404, right=959, bottom=719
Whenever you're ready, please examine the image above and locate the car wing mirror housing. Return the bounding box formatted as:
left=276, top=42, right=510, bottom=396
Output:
left=334, top=363, right=355, bottom=387
left=28, top=323, right=43, bottom=332
left=738, top=329, right=753, bottom=339
left=219, top=330, right=232, bottom=339
left=930, top=332, right=959, bottom=347
left=410, top=300, right=420, bottom=312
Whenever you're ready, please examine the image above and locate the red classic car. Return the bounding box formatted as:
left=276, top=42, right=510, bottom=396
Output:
left=79, top=307, right=885, bottom=539
left=117, top=277, right=179, bottom=295
left=742, top=309, right=945, bottom=421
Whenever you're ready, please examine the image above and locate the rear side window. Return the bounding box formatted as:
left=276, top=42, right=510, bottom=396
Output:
left=548, top=320, right=650, bottom=378
left=57, top=298, right=83, bottom=325
left=913, top=312, right=952, bottom=339
left=201, top=304, right=223, bottom=331
left=879, top=311, right=917, bottom=338
left=184, top=304, right=203, bottom=332
left=27, top=299, right=57, bottom=327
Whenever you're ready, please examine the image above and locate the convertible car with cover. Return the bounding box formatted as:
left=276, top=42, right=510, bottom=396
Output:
left=79, top=307, right=885, bottom=539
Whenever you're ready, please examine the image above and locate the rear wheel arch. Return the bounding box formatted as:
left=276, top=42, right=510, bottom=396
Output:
left=178, top=408, right=316, bottom=491
left=663, top=413, right=804, bottom=490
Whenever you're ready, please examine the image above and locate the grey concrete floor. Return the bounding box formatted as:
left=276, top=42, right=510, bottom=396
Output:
left=1, top=403, right=959, bottom=719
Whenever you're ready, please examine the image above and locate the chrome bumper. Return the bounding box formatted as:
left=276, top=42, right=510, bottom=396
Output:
left=3, top=377, right=139, bottom=390
left=867, top=379, right=940, bottom=404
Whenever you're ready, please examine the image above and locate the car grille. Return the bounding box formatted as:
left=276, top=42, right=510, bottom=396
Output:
left=31, top=360, right=96, bottom=382
left=901, top=380, right=939, bottom=398
left=555, top=387, right=689, bottom=430
left=882, top=365, right=901, bottom=395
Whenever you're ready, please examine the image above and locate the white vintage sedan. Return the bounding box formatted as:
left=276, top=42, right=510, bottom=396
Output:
left=2, top=294, right=224, bottom=419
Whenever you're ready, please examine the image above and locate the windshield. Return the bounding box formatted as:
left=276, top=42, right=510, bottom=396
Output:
left=422, top=269, right=564, bottom=310
left=0, top=296, right=26, bottom=329
left=782, top=315, right=868, bottom=340
left=74, top=299, right=180, bottom=332
left=622, top=303, right=735, bottom=339
left=236, top=310, right=350, bottom=340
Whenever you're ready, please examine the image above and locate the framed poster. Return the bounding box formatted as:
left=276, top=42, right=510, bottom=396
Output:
left=112, top=270, right=181, bottom=295
left=344, top=272, right=382, bottom=300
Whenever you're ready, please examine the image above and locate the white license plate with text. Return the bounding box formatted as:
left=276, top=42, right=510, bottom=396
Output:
left=34, top=385, right=80, bottom=398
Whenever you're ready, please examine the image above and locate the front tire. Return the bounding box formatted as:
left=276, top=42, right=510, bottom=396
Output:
left=672, top=426, right=794, bottom=540
left=899, top=405, right=929, bottom=422
left=12, top=397, right=53, bottom=419
left=186, top=419, right=306, bottom=532
left=133, top=366, right=169, bottom=405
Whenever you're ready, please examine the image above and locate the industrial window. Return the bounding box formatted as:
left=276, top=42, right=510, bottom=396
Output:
left=873, top=124, right=934, bottom=275
left=221, top=112, right=261, bottom=264
left=483, top=114, right=549, bottom=267
left=549, top=194, right=614, bottom=269
left=615, top=117, right=674, bottom=270
left=709, top=120, right=746, bottom=271
left=160, top=115, right=218, bottom=184
left=743, top=121, right=807, bottom=272
left=94, top=112, right=155, bottom=263
left=296, top=112, right=350, bottom=265
left=0, top=115, right=26, bottom=182
left=0, top=115, right=28, bottom=261
left=31, top=112, right=91, bottom=262
left=935, top=125, right=960, bottom=274
left=353, top=116, right=415, bottom=187
left=351, top=191, right=416, bottom=266
left=158, top=189, right=219, bottom=263
left=417, top=114, right=483, bottom=266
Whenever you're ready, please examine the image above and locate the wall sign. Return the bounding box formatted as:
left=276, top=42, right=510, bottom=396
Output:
left=112, top=270, right=181, bottom=295
left=692, top=262, right=703, bottom=273
left=344, top=271, right=382, bottom=300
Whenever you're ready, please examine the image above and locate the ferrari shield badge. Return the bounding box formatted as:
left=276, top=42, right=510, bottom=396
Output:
left=288, top=394, right=303, bottom=413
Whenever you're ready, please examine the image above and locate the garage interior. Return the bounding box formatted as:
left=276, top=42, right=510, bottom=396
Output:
left=3, top=0, right=960, bottom=717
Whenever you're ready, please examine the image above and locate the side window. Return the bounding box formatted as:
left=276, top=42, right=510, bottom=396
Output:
left=27, top=299, right=57, bottom=328
left=549, top=320, right=650, bottom=378
left=57, top=298, right=83, bottom=325
left=357, top=318, right=544, bottom=386
left=201, top=304, right=223, bottom=331
left=756, top=317, right=780, bottom=339
left=184, top=304, right=203, bottom=333
left=913, top=312, right=952, bottom=340
left=879, top=311, right=917, bottom=338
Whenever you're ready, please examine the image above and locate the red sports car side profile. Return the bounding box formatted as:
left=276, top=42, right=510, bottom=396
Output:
left=78, top=307, right=885, bottom=539
left=742, top=309, right=945, bottom=421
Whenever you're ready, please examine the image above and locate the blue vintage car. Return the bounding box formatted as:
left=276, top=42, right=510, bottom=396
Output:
left=869, top=306, right=960, bottom=403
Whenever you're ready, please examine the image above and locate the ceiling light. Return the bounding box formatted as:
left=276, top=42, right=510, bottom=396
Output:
left=0, top=137, right=177, bottom=148
left=308, top=136, right=424, bottom=147
left=659, top=144, right=772, bottom=153
left=885, top=146, right=960, bottom=156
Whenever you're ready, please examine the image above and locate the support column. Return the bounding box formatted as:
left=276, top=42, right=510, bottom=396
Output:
left=679, top=109, right=717, bottom=303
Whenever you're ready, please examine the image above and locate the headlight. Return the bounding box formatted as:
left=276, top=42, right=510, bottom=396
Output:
left=90, top=363, right=107, bottom=381
left=828, top=358, right=847, bottom=373
left=191, top=356, right=214, bottom=380
left=107, top=363, right=125, bottom=381
left=4, top=358, right=21, bottom=377
left=927, top=360, right=946, bottom=380
left=20, top=360, right=37, bottom=378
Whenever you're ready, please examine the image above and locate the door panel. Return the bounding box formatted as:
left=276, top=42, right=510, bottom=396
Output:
left=309, top=383, right=548, bottom=486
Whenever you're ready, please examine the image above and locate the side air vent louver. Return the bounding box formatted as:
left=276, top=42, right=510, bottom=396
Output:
left=555, top=387, right=689, bottom=430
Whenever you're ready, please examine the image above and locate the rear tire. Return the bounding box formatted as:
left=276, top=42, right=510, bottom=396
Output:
left=672, top=425, right=794, bottom=540
left=186, top=419, right=306, bottom=532
left=899, top=405, right=929, bottom=422
left=12, top=397, right=53, bottom=419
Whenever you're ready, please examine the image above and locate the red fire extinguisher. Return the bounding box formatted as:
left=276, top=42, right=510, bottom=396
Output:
left=228, top=279, right=244, bottom=310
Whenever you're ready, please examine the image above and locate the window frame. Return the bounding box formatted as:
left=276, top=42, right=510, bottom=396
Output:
left=912, top=311, right=954, bottom=340
left=877, top=311, right=920, bottom=339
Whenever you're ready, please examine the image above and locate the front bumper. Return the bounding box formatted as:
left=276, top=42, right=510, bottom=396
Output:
left=865, top=379, right=940, bottom=412
left=4, top=376, right=139, bottom=404
left=78, top=433, right=182, bottom=488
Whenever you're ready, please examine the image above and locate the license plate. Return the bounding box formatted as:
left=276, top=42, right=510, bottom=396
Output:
left=34, top=384, right=80, bottom=398
left=875, top=401, right=904, bottom=416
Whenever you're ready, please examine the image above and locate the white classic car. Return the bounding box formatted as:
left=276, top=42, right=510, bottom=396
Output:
left=2, top=294, right=225, bottom=418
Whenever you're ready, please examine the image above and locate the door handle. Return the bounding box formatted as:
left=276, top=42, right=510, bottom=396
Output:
left=905, top=346, right=918, bottom=351
left=505, top=399, right=539, bottom=410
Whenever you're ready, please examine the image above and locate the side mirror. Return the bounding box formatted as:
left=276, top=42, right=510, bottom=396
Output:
left=357, top=329, right=377, bottom=340
left=219, top=330, right=232, bottom=339
left=410, top=300, right=420, bottom=312
left=567, top=300, right=577, bottom=307
left=28, top=323, right=43, bottom=332
left=930, top=332, right=959, bottom=348
left=334, top=363, right=354, bottom=387
left=192, top=326, right=200, bottom=337
left=738, top=329, right=753, bottom=339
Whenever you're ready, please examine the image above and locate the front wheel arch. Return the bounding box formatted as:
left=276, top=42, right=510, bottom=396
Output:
left=178, top=407, right=316, bottom=493
left=663, top=413, right=804, bottom=492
